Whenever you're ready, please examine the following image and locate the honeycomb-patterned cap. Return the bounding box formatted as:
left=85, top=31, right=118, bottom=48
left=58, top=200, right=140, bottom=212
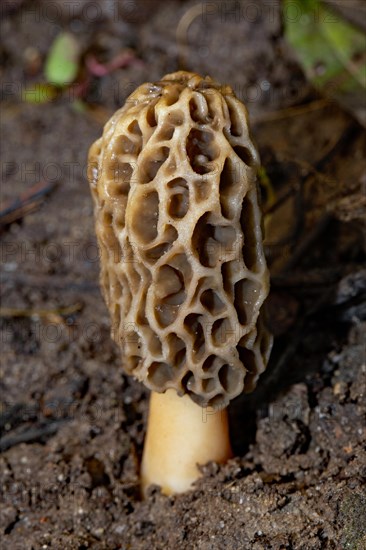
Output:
left=88, top=71, right=272, bottom=408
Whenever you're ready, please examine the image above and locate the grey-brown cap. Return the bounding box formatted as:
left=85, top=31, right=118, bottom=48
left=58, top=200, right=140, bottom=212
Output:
left=88, top=71, right=272, bottom=408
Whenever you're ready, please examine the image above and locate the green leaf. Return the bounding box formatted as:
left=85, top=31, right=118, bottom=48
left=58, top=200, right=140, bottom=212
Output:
left=71, top=99, right=87, bottom=113
left=44, top=32, right=81, bottom=87
left=258, top=166, right=275, bottom=208
left=22, top=83, right=58, bottom=103
left=283, top=0, right=366, bottom=91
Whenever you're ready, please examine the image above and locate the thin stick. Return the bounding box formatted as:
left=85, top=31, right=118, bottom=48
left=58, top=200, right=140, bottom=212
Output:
left=0, top=420, right=68, bottom=452
left=176, top=4, right=204, bottom=70
left=252, top=99, right=330, bottom=124
left=0, top=180, right=57, bottom=230
left=0, top=302, right=83, bottom=322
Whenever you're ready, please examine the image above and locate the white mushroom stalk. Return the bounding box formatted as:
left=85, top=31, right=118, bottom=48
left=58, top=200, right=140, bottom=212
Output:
left=88, top=71, right=272, bottom=496
left=141, top=389, right=232, bottom=495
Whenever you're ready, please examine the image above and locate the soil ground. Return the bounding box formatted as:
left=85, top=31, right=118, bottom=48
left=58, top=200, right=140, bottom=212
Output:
left=1, top=1, right=365, bottom=549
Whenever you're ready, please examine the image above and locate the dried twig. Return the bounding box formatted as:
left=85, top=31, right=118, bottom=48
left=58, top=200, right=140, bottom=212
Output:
left=176, top=4, right=204, bottom=70
left=0, top=420, right=69, bottom=452
left=252, top=99, right=330, bottom=124
left=271, top=267, right=345, bottom=289
left=0, top=180, right=57, bottom=231
left=0, top=302, right=83, bottom=323
left=0, top=272, right=99, bottom=293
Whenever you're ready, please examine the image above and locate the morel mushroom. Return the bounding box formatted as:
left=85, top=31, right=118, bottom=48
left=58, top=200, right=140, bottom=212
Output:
left=88, top=71, right=272, bottom=495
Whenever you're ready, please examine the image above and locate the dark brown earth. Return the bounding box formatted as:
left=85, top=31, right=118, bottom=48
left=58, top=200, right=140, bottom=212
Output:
left=1, top=1, right=365, bottom=549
